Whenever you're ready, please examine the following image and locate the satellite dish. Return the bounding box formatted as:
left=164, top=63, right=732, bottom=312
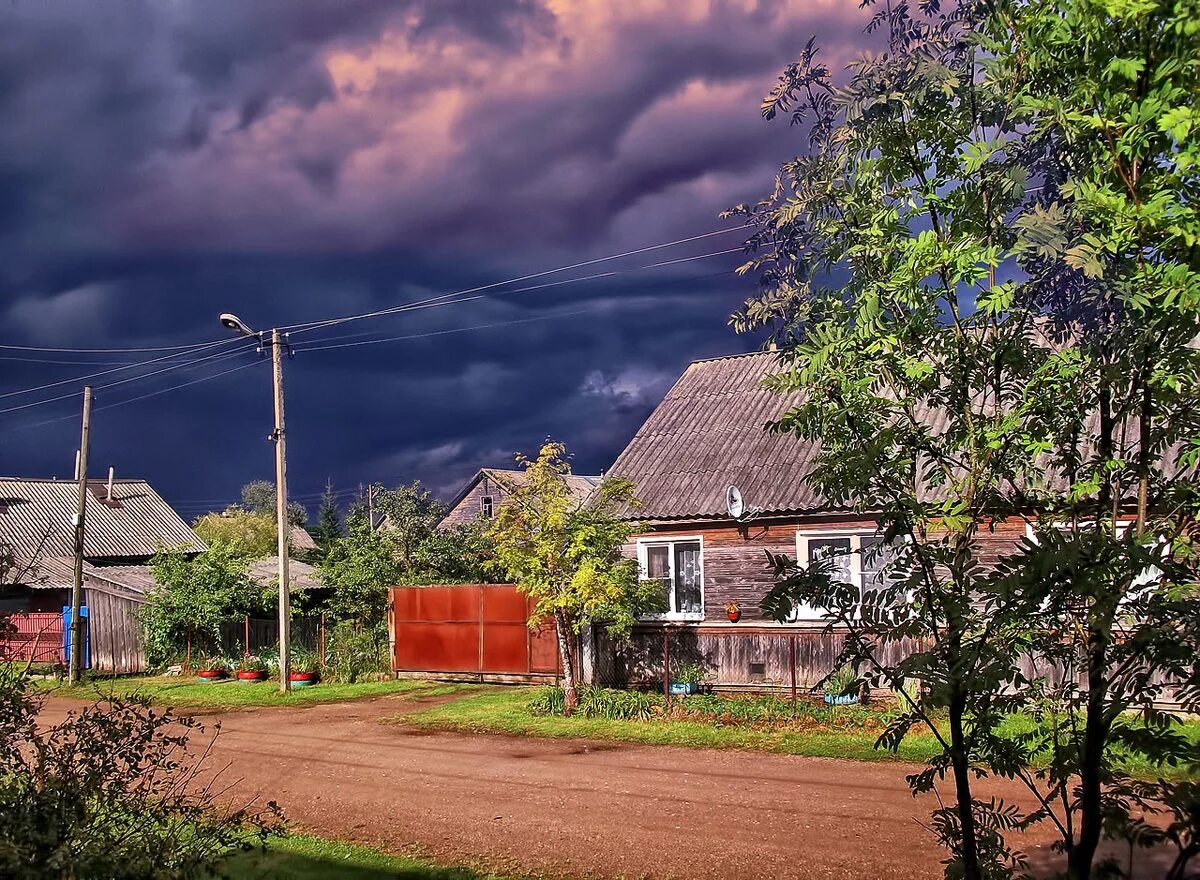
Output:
left=726, top=485, right=745, bottom=519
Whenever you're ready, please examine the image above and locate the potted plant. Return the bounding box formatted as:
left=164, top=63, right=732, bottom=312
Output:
left=196, top=657, right=228, bottom=683
left=823, top=665, right=859, bottom=705
left=669, top=661, right=705, bottom=696
left=236, top=655, right=268, bottom=683
left=288, top=647, right=319, bottom=687
left=724, top=601, right=741, bottom=623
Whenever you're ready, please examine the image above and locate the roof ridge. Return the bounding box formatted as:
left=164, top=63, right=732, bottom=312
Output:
left=688, top=349, right=777, bottom=366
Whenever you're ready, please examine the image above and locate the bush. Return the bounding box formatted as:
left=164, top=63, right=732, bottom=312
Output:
left=322, top=620, right=390, bottom=684
left=530, top=685, right=661, bottom=721
left=0, top=664, right=282, bottom=878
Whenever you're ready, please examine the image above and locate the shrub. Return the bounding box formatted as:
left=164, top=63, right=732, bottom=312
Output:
left=0, top=665, right=282, bottom=878
left=288, top=646, right=318, bottom=676
left=196, top=657, right=229, bottom=675
left=530, top=685, right=661, bottom=721
left=322, top=620, right=390, bottom=684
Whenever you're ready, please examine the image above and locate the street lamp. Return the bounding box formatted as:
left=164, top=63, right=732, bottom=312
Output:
left=221, top=313, right=293, bottom=693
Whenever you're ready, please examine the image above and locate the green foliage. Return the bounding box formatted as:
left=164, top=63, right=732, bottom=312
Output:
left=529, top=685, right=659, bottom=721
left=736, top=2, right=1200, bottom=878
left=236, top=655, right=268, bottom=675
left=318, top=481, right=495, bottom=629
left=322, top=620, right=390, bottom=684
left=141, top=544, right=260, bottom=668
left=192, top=509, right=277, bottom=559
left=288, top=645, right=318, bottom=676
left=311, top=481, right=343, bottom=553
left=241, top=479, right=307, bottom=527
left=318, top=517, right=401, bottom=627
left=487, top=441, right=649, bottom=709
left=0, top=664, right=282, bottom=878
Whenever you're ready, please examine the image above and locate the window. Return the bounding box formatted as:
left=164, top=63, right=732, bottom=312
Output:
left=480, top=495, right=494, bottom=519
left=637, top=537, right=704, bottom=620
left=792, top=530, right=902, bottom=622
left=1025, top=519, right=1162, bottom=599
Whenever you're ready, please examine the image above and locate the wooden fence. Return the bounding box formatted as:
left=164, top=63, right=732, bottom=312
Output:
left=217, top=615, right=325, bottom=659
left=0, top=612, right=64, bottom=665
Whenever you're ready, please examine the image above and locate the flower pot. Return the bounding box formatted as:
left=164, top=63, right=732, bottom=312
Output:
left=236, top=670, right=266, bottom=683
left=196, top=670, right=225, bottom=683
left=289, top=671, right=317, bottom=688
left=823, top=693, right=858, bottom=706
left=726, top=609, right=741, bottom=623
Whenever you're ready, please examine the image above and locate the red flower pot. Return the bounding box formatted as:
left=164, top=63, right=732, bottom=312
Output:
left=237, top=670, right=266, bottom=682
left=197, top=670, right=225, bottom=682
left=289, top=671, right=317, bottom=687
left=727, top=608, right=742, bottom=623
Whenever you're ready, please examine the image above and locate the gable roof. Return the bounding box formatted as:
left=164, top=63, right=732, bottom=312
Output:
left=0, top=477, right=204, bottom=560
left=444, top=468, right=602, bottom=514
left=607, top=351, right=823, bottom=521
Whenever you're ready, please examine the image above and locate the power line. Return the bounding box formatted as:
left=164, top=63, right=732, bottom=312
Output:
left=0, top=337, right=232, bottom=354
left=282, top=227, right=745, bottom=337
left=297, top=246, right=744, bottom=351
left=300, top=309, right=592, bottom=353
left=0, top=337, right=244, bottom=401
left=0, top=344, right=257, bottom=416
left=5, top=358, right=267, bottom=434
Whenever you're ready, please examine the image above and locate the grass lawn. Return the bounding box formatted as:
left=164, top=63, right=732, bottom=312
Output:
left=37, top=675, right=471, bottom=711
left=223, top=834, right=528, bottom=880
left=403, top=687, right=945, bottom=764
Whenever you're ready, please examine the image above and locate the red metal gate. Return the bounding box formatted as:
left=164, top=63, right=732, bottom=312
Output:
left=389, top=584, right=562, bottom=677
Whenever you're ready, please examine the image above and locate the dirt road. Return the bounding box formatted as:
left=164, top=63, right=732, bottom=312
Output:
left=41, top=693, right=1074, bottom=879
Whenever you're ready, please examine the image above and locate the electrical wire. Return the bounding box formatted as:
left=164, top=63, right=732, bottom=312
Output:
left=0, top=344, right=258, bottom=416
left=0, top=337, right=234, bottom=354
left=301, top=309, right=593, bottom=353
left=296, top=246, right=744, bottom=350
left=281, top=227, right=745, bottom=337
left=5, top=358, right=267, bottom=434
left=0, top=337, right=245, bottom=401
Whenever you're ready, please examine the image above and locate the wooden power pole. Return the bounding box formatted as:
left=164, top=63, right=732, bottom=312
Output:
left=68, top=386, right=93, bottom=685
left=271, top=329, right=292, bottom=693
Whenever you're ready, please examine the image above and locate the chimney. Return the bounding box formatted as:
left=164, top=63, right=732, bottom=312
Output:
left=73, top=450, right=80, bottom=480
left=107, top=466, right=115, bottom=501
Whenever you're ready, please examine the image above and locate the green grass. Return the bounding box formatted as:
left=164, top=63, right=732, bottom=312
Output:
left=403, top=687, right=945, bottom=764
left=37, top=675, right=470, bottom=711
left=223, top=834, right=528, bottom=880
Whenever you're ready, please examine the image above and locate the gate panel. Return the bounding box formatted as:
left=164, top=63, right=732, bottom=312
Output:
left=390, top=584, right=562, bottom=678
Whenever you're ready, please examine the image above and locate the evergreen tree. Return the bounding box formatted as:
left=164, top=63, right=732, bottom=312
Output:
left=312, top=480, right=343, bottom=552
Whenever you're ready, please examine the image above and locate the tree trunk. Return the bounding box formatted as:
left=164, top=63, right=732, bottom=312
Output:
left=949, top=684, right=983, bottom=880
left=554, top=610, right=577, bottom=715
left=1068, top=622, right=1111, bottom=880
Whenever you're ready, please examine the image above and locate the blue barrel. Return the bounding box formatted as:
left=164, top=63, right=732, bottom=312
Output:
left=61, top=605, right=90, bottom=669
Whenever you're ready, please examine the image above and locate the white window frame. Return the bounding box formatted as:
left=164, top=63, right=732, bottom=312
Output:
left=1025, top=518, right=1163, bottom=595
left=479, top=495, right=494, bottom=519
left=793, top=528, right=887, bottom=623
left=636, top=535, right=705, bottom=622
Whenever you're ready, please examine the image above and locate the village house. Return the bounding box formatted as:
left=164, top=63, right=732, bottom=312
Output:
left=602, top=351, right=1027, bottom=693
left=0, top=475, right=205, bottom=673
left=439, top=467, right=601, bottom=529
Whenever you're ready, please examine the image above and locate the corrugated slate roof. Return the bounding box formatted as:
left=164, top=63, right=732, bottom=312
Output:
left=481, top=468, right=601, bottom=502
left=0, top=478, right=204, bottom=560
left=608, top=351, right=826, bottom=520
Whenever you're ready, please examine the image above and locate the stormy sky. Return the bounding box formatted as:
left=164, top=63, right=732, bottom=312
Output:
left=0, top=0, right=874, bottom=518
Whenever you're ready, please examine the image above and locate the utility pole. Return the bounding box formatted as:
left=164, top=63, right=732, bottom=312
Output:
left=367, top=483, right=375, bottom=531
left=220, top=312, right=292, bottom=693
left=68, top=386, right=93, bottom=685
left=271, top=328, right=292, bottom=694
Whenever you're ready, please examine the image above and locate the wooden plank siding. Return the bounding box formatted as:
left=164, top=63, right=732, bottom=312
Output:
left=439, top=473, right=506, bottom=529
left=83, top=585, right=146, bottom=675
left=615, top=515, right=1030, bottom=691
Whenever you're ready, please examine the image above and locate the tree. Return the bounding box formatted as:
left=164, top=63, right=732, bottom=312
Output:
left=370, top=481, right=446, bottom=573
left=311, top=480, right=343, bottom=552
left=240, top=479, right=307, bottom=527
left=142, top=544, right=259, bottom=668
left=317, top=515, right=401, bottom=628
left=192, top=508, right=277, bottom=558
left=487, top=441, right=648, bottom=713
left=734, top=3, right=1200, bottom=878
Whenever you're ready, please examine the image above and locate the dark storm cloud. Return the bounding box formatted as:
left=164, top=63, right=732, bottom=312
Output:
left=0, top=0, right=874, bottom=510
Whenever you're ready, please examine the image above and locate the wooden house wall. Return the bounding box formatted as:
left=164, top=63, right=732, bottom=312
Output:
left=614, top=514, right=1030, bottom=691
left=440, top=474, right=506, bottom=529
left=83, top=586, right=146, bottom=675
